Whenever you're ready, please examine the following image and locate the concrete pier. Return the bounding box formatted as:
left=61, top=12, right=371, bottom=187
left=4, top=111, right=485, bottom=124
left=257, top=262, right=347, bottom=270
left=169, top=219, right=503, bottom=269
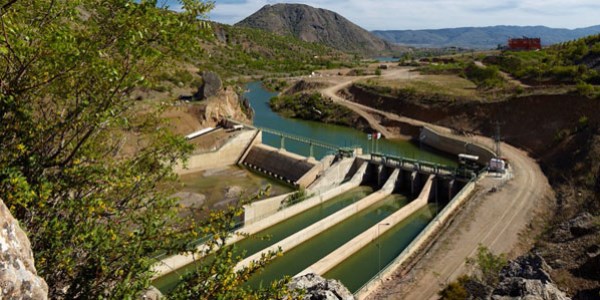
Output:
left=299, top=175, right=435, bottom=277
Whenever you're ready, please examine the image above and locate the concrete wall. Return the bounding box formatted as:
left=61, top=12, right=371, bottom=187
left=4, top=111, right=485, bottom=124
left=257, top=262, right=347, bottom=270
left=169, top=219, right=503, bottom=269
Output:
left=300, top=174, right=434, bottom=277
left=307, top=157, right=360, bottom=194
left=174, top=129, right=259, bottom=174
left=242, top=192, right=295, bottom=224
left=355, top=172, right=486, bottom=299
left=296, top=155, right=336, bottom=188
left=242, top=161, right=368, bottom=229
left=420, top=126, right=495, bottom=164
left=243, top=144, right=315, bottom=183
left=237, top=130, right=263, bottom=164
left=234, top=165, right=395, bottom=272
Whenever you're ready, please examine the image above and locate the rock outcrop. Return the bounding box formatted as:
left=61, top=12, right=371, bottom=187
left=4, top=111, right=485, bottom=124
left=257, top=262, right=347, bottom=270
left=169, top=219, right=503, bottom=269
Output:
left=194, top=71, right=222, bottom=101
left=491, top=254, right=570, bottom=300
left=551, top=212, right=598, bottom=242
left=0, top=199, right=48, bottom=299
left=288, top=273, right=354, bottom=300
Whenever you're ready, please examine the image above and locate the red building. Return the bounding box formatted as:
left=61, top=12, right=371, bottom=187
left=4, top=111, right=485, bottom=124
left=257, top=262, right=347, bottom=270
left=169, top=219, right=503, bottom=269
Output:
left=508, top=37, right=541, bottom=50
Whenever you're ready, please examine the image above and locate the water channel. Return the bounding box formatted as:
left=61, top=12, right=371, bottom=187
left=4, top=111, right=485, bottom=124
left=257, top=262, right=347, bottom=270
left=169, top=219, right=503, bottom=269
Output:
left=245, top=193, right=409, bottom=289
left=154, top=82, right=457, bottom=294
left=324, top=204, right=437, bottom=292
left=154, top=186, right=374, bottom=293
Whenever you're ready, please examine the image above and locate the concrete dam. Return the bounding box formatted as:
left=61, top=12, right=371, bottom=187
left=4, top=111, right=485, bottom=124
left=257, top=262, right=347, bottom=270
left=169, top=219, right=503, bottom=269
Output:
left=154, top=124, right=485, bottom=297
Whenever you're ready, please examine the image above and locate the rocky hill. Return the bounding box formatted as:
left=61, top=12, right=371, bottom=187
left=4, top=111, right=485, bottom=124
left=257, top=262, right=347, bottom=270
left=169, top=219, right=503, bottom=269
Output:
left=235, top=3, right=402, bottom=55
left=373, top=25, right=600, bottom=49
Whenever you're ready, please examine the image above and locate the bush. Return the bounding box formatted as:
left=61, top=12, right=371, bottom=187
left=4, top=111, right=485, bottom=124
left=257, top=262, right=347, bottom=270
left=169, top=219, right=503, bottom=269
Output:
left=280, top=188, right=308, bottom=209
left=439, top=276, right=470, bottom=300
left=466, top=245, right=507, bottom=286
left=464, top=63, right=504, bottom=89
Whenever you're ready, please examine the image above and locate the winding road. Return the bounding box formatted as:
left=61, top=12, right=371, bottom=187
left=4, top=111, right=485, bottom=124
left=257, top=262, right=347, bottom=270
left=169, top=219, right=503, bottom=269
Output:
left=316, top=67, right=552, bottom=299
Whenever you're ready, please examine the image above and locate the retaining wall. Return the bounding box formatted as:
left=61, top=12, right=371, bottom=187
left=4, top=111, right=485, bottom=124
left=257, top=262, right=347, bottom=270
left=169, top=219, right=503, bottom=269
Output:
left=420, top=126, right=495, bottom=164
left=242, top=161, right=368, bottom=230
left=243, top=155, right=336, bottom=223
left=300, top=174, right=434, bottom=277
left=234, top=167, right=398, bottom=272
left=308, top=157, right=362, bottom=194
left=174, top=129, right=260, bottom=174
left=355, top=172, right=486, bottom=299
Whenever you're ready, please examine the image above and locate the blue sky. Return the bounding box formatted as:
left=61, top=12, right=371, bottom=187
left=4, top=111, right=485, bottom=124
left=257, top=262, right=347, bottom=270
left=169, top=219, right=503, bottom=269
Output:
left=164, top=0, right=600, bottom=30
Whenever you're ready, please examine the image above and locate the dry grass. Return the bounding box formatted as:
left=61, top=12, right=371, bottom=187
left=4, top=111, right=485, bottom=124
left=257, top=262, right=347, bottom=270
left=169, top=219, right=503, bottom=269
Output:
left=361, top=74, right=479, bottom=100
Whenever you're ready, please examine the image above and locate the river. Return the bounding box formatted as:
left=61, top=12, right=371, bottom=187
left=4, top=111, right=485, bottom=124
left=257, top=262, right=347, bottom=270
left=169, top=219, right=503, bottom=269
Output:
left=245, top=81, right=455, bottom=165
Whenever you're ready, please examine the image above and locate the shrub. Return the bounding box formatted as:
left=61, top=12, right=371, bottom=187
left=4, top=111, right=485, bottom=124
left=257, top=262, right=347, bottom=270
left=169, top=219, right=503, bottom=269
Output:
left=463, top=63, right=504, bottom=89
left=466, top=245, right=507, bottom=286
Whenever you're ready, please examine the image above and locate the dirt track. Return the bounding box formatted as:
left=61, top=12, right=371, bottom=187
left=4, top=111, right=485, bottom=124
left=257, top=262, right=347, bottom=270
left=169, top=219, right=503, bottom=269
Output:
left=317, top=67, right=553, bottom=299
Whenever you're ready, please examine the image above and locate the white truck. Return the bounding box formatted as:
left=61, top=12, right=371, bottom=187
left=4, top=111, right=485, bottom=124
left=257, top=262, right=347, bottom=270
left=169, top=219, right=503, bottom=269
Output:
left=489, top=158, right=506, bottom=172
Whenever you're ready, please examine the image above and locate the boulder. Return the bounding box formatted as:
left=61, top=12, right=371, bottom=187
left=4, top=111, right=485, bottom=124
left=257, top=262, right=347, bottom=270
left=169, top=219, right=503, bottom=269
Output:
left=288, top=273, right=354, bottom=300
left=567, top=213, right=597, bottom=237
left=491, top=254, right=570, bottom=300
left=194, top=71, right=222, bottom=100
left=224, top=186, right=244, bottom=200
left=551, top=212, right=598, bottom=242
left=500, top=254, right=552, bottom=283
left=140, top=286, right=162, bottom=300
left=172, top=192, right=206, bottom=209
left=492, top=279, right=571, bottom=300
left=0, top=199, right=48, bottom=299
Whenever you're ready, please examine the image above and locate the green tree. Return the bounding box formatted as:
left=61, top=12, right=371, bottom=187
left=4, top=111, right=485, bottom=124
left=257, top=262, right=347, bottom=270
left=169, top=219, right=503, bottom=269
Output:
left=0, top=1, right=289, bottom=298
left=466, top=245, right=507, bottom=286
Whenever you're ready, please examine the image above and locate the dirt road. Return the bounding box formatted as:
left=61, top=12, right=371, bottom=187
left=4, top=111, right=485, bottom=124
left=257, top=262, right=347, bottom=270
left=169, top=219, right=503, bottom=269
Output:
left=321, top=68, right=419, bottom=138
left=317, top=68, right=553, bottom=299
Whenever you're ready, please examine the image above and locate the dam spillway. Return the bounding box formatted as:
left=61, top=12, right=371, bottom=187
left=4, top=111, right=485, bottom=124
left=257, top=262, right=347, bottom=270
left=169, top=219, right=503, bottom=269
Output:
left=155, top=149, right=468, bottom=295
left=154, top=81, right=487, bottom=297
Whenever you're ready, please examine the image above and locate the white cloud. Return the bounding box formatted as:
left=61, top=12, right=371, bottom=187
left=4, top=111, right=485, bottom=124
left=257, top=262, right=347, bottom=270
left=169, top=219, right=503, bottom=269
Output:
left=180, top=0, right=600, bottom=30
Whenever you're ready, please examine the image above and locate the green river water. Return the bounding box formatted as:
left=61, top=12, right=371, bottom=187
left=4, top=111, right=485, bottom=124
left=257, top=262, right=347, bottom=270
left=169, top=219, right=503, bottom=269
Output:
left=245, top=193, right=409, bottom=289
left=154, top=186, right=374, bottom=293
left=245, top=81, right=455, bottom=166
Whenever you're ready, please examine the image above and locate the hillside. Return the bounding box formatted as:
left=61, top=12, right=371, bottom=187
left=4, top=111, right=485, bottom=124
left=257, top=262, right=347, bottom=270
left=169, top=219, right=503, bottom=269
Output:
left=373, top=25, right=600, bottom=49
left=235, top=3, right=402, bottom=55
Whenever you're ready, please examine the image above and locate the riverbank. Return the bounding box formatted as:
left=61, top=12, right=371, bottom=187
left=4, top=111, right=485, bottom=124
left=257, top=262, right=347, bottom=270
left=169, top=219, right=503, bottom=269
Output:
left=269, top=91, right=372, bottom=132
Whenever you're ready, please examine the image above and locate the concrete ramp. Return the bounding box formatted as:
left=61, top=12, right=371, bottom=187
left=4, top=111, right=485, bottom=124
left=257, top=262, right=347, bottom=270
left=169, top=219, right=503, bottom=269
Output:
left=308, top=157, right=361, bottom=194
left=243, top=144, right=315, bottom=183
left=299, top=174, right=435, bottom=277
left=296, top=155, right=335, bottom=188
left=235, top=165, right=398, bottom=273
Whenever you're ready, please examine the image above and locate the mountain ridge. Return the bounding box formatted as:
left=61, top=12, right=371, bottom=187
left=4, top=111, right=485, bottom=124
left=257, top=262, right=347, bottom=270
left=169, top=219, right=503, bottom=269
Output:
left=235, top=3, right=403, bottom=55
left=373, top=25, right=600, bottom=49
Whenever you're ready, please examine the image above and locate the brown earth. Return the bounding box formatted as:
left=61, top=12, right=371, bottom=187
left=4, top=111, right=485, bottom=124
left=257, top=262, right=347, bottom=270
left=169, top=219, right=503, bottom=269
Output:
left=343, top=84, right=600, bottom=155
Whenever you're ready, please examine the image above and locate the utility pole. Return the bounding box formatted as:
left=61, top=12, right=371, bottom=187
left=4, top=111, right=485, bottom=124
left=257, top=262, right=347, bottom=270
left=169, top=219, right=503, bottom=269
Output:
left=494, top=121, right=501, bottom=158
